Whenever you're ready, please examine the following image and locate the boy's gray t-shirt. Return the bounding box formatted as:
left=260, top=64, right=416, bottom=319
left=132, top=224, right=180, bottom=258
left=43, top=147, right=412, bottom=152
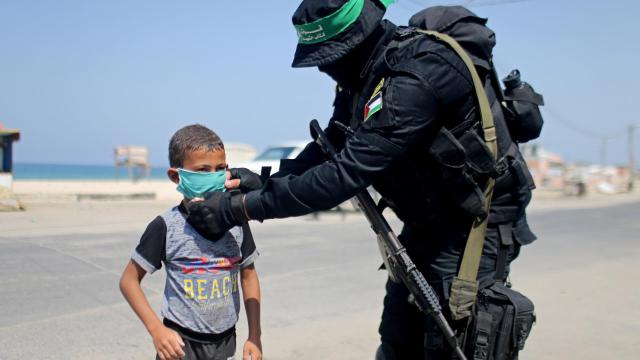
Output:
left=132, top=204, right=258, bottom=334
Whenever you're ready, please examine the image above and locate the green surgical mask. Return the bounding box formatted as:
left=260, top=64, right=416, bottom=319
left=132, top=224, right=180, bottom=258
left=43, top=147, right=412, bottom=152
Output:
left=176, top=168, right=226, bottom=199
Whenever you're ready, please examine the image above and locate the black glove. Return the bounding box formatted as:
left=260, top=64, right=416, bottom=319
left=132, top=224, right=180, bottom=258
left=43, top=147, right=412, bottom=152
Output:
left=186, top=191, right=250, bottom=240
left=228, top=168, right=263, bottom=192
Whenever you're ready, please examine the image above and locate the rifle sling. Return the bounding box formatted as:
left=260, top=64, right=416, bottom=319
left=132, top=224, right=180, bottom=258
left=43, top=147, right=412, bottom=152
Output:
left=417, top=30, right=498, bottom=320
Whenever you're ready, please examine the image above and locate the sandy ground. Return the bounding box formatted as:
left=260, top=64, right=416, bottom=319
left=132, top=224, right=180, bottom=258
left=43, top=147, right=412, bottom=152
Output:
left=1, top=183, right=639, bottom=359
left=13, top=179, right=182, bottom=202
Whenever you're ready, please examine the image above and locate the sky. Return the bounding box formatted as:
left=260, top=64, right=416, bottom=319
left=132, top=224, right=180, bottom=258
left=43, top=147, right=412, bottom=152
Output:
left=1, top=0, right=638, bottom=166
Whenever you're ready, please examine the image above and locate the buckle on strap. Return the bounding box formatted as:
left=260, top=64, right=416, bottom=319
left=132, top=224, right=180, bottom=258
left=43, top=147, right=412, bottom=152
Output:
left=395, top=26, right=419, bottom=41
left=473, top=312, right=493, bottom=360
left=492, top=157, right=509, bottom=177
left=491, top=143, right=520, bottom=178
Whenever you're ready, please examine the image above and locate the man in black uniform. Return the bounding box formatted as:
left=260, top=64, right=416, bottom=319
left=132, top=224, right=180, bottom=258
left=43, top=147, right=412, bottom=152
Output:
left=187, top=1, right=537, bottom=358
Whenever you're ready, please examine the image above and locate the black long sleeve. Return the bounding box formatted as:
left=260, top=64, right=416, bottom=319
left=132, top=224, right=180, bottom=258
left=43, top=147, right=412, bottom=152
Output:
left=245, top=73, right=444, bottom=220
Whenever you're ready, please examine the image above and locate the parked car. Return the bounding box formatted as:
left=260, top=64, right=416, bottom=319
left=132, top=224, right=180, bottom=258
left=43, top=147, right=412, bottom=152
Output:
left=237, top=141, right=376, bottom=215
left=236, top=141, right=308, bottom=175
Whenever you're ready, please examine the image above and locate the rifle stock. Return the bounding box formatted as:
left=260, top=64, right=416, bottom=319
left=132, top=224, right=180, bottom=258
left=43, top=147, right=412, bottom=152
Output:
left=309, top=119, right=467, bottom=360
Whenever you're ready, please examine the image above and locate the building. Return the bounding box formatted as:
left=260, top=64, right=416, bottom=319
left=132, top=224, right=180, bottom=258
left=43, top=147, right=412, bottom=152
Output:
left=0, top=128, right=21, bottom=189
left=520, top=143, right=565, bottom=189
left=521, top=143, right=633, bottom=195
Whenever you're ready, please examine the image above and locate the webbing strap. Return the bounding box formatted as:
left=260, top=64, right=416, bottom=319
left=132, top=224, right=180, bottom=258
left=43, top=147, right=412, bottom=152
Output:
left=417, top=30, right=498, bottom=320
left=418, top=30, right=497, bottom=156
left=495, top=223, right=514, bottom=283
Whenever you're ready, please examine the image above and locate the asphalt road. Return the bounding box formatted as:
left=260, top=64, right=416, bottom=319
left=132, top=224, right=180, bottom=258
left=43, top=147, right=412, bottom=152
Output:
left=0, top=200, right=638, bottom=359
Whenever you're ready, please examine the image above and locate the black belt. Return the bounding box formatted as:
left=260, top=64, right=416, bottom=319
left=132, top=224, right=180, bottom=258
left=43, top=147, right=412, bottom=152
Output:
left=163, top=318, right=235, bottom=343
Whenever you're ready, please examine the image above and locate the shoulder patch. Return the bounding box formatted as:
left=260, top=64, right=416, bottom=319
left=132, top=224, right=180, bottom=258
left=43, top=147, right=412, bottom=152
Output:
left=371, top=78, right=385, bottom=97
left=364, top=79, right=385, bottom=121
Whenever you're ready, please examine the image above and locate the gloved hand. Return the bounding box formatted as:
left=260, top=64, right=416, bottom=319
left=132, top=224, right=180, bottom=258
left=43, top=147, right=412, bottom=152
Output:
left=226, top=168, right=263, bottom=193
left=186, top=191, right=250, bottom=240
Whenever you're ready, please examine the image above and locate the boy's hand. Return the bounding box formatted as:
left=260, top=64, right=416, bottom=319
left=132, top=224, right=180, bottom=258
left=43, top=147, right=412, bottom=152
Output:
left=151, top=325, right=185, bottom=360
left=243, top=338, right=262, bottom=360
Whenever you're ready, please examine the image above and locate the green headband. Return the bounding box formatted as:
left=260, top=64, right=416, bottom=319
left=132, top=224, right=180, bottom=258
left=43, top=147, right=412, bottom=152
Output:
left=295, top=0, right=394, bottom=45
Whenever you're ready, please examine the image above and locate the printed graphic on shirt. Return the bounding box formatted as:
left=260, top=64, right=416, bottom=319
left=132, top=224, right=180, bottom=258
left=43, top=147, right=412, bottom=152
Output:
left=180, top=256, right=242, bottom=275
left=161, top=230, right=246, bottom=332
left=178, top=256, right=241, bottom=304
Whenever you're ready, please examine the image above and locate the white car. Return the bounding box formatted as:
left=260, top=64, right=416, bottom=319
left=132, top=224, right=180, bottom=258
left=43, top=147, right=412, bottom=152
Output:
left=236, top=141, right=309, bottom=175
left=237, top=141, right=367, bottom=214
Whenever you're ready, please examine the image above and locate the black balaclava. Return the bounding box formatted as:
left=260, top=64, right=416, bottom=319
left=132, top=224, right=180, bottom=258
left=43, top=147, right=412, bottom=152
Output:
left=317, top=21, right=390, bottom=91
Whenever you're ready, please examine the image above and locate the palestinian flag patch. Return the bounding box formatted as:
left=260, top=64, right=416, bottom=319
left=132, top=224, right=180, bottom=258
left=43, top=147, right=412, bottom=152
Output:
left=364, top=92, right=383, bottom=121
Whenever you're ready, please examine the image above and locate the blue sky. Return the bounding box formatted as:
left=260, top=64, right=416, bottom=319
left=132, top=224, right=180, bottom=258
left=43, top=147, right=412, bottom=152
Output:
left=1, top=0, right=638, bottom=166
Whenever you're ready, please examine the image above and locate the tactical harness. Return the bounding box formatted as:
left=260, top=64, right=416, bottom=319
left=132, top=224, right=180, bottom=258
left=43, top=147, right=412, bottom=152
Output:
left=348, top=27, right=499, bottom=318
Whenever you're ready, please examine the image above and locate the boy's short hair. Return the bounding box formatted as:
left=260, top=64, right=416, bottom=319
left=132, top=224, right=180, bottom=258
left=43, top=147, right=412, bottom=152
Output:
left=169, top=124, right=224, bottom=167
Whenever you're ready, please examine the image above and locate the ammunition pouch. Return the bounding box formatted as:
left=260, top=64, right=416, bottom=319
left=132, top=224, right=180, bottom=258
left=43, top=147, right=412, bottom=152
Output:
left=464, top=283, right=535, bottom=360
left=429, top=125, right=497, bottom=219
left=490, top=146, right=536, bottom=227
left=503, top=83, right=544, bottom=143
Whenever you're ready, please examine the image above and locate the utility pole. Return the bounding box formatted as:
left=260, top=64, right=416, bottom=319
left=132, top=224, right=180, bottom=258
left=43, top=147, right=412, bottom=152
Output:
left=629, top=125, right=637, bottom=192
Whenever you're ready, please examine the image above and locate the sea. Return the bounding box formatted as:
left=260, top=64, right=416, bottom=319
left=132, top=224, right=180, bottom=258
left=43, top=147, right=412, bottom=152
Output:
left=13, top=163, right=168, bottom=180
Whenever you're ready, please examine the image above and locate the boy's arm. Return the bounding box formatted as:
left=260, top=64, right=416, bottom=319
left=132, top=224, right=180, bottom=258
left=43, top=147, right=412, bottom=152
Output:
left=119, top=260, right=185, bottom=360
left=240, top=264, right=262, bottom=360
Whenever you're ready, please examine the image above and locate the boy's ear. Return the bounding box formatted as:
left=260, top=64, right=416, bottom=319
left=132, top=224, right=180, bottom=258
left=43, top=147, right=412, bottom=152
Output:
left=167, top=168, right=180, bottom=184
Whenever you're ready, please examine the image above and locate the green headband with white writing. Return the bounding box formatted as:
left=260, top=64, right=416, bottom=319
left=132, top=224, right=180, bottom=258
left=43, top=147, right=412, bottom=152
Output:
left=295, top=0, right=394, bottom=45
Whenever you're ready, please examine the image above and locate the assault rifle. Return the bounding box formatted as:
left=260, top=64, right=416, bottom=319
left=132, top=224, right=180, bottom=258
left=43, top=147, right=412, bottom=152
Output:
left=309, top=119, right=467, bottom=360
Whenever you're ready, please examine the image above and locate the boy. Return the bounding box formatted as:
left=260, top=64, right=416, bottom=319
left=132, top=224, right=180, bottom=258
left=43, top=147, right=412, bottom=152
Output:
left=119, top=124, right=262, bottom=360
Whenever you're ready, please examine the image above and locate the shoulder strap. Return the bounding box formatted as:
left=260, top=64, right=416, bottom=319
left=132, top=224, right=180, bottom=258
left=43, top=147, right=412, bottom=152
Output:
left=417, top=30, right=498, bottom=320
left=419, top=30, right=497, bottom=157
